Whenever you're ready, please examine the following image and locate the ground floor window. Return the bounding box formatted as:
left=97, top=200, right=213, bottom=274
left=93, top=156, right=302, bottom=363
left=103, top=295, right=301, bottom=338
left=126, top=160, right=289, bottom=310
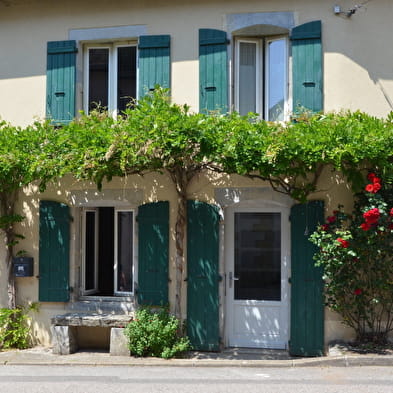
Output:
left=82, top=207, right=134, bottom=296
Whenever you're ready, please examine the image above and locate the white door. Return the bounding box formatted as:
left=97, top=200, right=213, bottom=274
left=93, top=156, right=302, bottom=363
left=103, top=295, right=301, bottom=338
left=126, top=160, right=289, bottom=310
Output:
left=226, top=207, right=289, bottom=349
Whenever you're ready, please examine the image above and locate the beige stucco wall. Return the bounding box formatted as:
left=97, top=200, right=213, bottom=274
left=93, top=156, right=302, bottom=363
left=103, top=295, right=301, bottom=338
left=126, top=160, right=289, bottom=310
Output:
left=7, top=167, right=354, bottom=347
left=1, top=0, right=391, bottom=348
left=0, top=0, right=393, bottom=126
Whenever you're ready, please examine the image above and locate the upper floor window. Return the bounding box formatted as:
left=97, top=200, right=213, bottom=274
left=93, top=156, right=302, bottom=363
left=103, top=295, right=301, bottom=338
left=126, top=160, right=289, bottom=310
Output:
left=234, top=36, right=287, bottom=121
left=46, top=34, right=170, bottom=124
left=84, top=43, right=137, bottom=115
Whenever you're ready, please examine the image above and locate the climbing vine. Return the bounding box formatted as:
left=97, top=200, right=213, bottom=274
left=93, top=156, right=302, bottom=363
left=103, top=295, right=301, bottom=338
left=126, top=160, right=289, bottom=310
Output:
left=1, top=89, right=393, bottom=319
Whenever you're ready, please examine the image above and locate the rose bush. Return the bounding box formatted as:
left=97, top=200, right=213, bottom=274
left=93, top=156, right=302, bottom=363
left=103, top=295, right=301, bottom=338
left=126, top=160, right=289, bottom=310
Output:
left=310, top=174, right=393, bottom=344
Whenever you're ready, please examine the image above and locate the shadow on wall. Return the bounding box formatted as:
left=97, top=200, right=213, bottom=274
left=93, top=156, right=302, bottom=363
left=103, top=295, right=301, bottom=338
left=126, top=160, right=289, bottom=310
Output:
left=0, top=0, right=392, bottom=92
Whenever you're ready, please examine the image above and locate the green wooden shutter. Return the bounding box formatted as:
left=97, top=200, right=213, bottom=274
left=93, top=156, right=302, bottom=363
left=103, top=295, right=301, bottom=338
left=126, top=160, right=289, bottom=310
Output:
left=46, top=40, right=77, bottom=124
left=39, top=200, right=70, bottom=302
left=199, top=29, right=228, bottom=114
left=138, top=35, right=170, bottom=97
left=291, top=21, right=323, bottom=113
left=187, top=200, right=220, bottom=351
left=137, top=201, right=169, bottom=305
left=290, top=200, right=325, bottom=356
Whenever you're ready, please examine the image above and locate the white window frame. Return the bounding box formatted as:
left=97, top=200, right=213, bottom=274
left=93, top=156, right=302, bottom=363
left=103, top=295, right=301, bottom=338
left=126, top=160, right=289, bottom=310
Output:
left=114, top=208, right=135, bottom=296
left=81, top=208, right=99, bottom=295
left=234, top=35, right=288, bottom=121
left=235, top=38, right=263, bottom=117
left=81, top=206, right=136, bottom=297
left=83, top=41, right=138, bottom=117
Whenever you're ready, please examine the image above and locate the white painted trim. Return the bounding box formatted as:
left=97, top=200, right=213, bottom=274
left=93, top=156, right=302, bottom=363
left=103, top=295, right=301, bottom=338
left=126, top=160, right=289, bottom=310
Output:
left=79, top=205, right=138, bottom=298
left=114, top=208, right=135, bottom=296
left=108, top=45, right=116, bottom=116
left=234, top=38, right=263, bottom=116
left=81, top=208, right=98, bottom=295
left=83, top=42, right=137, bottom=115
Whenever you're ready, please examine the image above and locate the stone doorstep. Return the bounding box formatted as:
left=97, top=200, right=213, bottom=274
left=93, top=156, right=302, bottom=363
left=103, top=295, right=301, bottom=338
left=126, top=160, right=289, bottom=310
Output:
left=51, top=313, right=133, bottom=328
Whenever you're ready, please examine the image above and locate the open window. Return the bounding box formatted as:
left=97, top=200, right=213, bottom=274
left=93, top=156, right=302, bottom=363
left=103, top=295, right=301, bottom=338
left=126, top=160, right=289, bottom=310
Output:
left=82, top=207, right=134, bottom=296
left=46, top=34, right=170, bottom=124
left=234, top=36, right=288, bottom=120
left=84, top=43, right=137, bottom=115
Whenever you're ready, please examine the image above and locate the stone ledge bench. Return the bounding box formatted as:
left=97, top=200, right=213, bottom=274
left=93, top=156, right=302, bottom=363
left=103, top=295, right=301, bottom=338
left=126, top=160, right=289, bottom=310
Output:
left=51, top=313, right=133, bottom=356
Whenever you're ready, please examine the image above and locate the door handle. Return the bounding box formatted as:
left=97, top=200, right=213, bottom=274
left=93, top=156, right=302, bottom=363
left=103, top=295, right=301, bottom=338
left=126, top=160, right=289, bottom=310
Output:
left=229, top=272, right=239, bottom=288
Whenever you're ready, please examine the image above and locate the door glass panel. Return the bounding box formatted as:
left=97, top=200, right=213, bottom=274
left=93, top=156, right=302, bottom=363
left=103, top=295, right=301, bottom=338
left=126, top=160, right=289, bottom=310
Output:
left=116, top=211, right=133, bottom=293
left=234, top=212, right=281, bottom=301
left=267, top=39, right=286, bottom=121
left=84, top=211, right=96, bottom=291
left=88, top=48, right=109, bottom=112
left=117, top=46, right=137, bottom=113
left=238, top=42, right=257, bottom=116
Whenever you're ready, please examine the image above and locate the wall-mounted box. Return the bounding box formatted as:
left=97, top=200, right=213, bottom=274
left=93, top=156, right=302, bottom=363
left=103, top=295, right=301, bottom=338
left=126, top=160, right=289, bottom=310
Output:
left=13, top=257, right=34, bottom=277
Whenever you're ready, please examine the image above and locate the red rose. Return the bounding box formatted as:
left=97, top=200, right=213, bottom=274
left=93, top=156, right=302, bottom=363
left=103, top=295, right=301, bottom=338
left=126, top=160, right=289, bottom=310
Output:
left=360, top=222, right=371, bottom=231
left=365, top=184, right=375, bottom=193
left=363, top=208, right=380, bottom=224
left=372, top=182, right=381, bottom=193
left=321, top=224, right=330, bottom=231
left=367, top=173, right=376, bottom=181
left=354, top=288, right=362, bottom=295
left=390, top=208, right=393, bottom=217
left=372, top=177, right=381, bottom=184
left=365, top=182, right=381, bottom=193
left=337, top=238, right=349, bottom=248
left=327, top=216, right=336, bottom=223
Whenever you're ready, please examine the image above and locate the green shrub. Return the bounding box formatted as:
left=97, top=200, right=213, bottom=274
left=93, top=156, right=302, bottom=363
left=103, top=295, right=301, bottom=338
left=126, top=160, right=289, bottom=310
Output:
left=124, top=307, right=191, bottom=359
left=0, top=304, right=37, bottom=350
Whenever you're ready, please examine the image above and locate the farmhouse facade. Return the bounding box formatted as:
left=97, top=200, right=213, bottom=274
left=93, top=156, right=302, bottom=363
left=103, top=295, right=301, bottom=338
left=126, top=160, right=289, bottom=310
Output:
left=1, top=0, right=392, bottom=354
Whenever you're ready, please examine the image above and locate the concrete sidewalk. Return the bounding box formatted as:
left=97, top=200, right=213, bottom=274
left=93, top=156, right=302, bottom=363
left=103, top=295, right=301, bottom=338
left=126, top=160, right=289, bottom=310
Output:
left=1, top=346, right=393, bottom=367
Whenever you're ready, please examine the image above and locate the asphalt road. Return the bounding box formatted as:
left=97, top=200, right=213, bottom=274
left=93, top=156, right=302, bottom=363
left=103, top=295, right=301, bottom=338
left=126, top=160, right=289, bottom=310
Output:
left=0, top=365, right=393, bottom=393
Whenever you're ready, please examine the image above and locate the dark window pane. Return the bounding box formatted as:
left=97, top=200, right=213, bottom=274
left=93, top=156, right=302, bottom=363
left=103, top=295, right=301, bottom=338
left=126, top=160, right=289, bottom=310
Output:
left=98, top=207, right=114, bottom=295
left=117, top=46, right=137, bottom=112
left=89, top=48, right=109, bottom=111
left=85, top=211, right=96, bottom=291
left=234, top=212, right=281, bottom=301
left=117, top=211, right=133, bottom=293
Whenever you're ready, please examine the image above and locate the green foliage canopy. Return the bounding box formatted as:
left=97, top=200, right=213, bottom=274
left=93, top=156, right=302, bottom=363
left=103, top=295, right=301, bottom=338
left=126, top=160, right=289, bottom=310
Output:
left=1, top=89, right=393, bottom=202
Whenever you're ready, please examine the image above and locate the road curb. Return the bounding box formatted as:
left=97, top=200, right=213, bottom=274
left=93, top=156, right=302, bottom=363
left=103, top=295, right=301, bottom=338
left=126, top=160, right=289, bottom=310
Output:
left=1, top=351, right=393, bottom=367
